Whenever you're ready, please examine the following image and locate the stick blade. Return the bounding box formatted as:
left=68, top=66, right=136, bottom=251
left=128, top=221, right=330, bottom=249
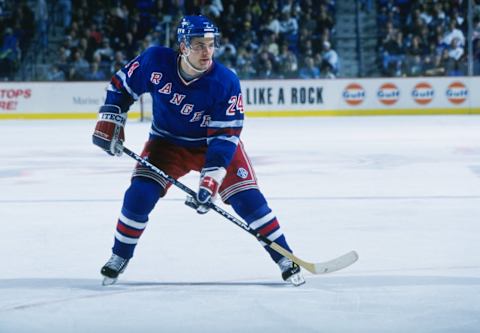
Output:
left=312, top=250, right=359, bottom=274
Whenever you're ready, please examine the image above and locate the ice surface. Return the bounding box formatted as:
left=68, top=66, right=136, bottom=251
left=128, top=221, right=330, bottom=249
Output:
left=1, top=116, right=480, bottom=332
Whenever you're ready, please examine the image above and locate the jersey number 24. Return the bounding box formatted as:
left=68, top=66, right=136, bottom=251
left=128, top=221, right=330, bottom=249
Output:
left=226, top=93, right=244, bottom=116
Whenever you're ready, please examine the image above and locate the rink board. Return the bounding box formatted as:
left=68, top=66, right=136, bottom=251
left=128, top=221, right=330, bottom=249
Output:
left=0, top=77, right=478, bottom=119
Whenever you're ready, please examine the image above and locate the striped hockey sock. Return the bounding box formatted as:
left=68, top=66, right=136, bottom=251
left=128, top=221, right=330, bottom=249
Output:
left=111, top=177, right=162, bottom=259
left=112, top=212, right=148, bottom=259
left=229, top=189, right=292, bottom=263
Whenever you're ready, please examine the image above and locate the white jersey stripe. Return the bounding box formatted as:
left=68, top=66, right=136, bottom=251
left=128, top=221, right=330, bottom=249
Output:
left=208, top=119, right=243, bottom=128
left=115, top=230, right=139, bottom=244
left=207, top=135, right=239, bottom=145
left=116, top=71, right=140, bottom=100
left=119, top=212, right=147, bottom=230
left=150, top=124, right=207, bottom=142
left=249, top=211, right=276, bottom=230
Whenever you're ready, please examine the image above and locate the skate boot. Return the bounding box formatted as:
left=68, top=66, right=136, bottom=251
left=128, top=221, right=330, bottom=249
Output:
left=101, top=254, right=129, bottom=286
left=278, top=257, right=305, bottom=286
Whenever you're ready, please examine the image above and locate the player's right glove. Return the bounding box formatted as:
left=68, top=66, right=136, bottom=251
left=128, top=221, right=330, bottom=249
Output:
left=195, top=166, right=227, bottom=214
left=92, top=104, right=126, bottom=156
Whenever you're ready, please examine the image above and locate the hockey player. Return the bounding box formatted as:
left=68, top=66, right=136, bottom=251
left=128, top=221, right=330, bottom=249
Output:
left=92, top=15, right=305, bottom=286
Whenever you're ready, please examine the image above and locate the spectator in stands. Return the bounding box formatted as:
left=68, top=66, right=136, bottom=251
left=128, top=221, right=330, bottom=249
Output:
left=256, top=46, right=276, bottom=78
left=321, top=41, right=338, bottom=75
left=257, top=58, right=275, bottom=79
left=320, top=61, right=336, bottom=79
left=35, top=0, right=48, bottom=52
left=263, top=12, right=281, bottom=35
left=94, top=39, right=114, bottom=65
left=0, top=27, right=21, bottom=80
left=110, top=51, right=127, bottom=76
left=202, top=0, right=223, bottom=18
left=235, top=46, right=257, bottom=79
left=442, top=20, right=465, bottom=48
left=448, top=37, right=464, bottom=62
left=68, top=49, right=89, bottom=80
left=84, top=61, right=107, bottom=81
left=298, top=56, right=320, bottom=79
left=382, top=31, right=405, bottom=76
left=407, top=35, right=428, bottom=58
left=405, top=55, right=424, bottom=77
left=424, top=53, right=446, bottom=76
left=276, top=42, right=297, bottom=78
left=14, top=1, right=35, bottom=55
left=216, top=36, right=237, bottom=63
left=46, top=63, right=66, bottom=81
left=58, top=0, right=72, bottom=30
left=279, top=11, right=298, bottom=47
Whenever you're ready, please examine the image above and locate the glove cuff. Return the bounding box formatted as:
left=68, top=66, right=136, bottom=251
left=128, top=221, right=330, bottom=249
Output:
left=98, top=105, right=127, bottom=127
left=200, top=167, right=227, bottom=185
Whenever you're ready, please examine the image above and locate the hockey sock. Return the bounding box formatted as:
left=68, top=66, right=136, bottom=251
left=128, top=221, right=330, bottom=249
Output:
left=229, top=189, right=292, bottom=263
left=112, top=177, right=163, bottom=259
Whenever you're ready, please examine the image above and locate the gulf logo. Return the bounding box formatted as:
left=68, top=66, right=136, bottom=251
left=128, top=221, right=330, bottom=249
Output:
left=412, top=82, right=434, bottom=105
left=377, top=83, right=400, bottom=105
left=446, top=81, right=468, bottom=105
left=343, top=83, right=365, bottom=106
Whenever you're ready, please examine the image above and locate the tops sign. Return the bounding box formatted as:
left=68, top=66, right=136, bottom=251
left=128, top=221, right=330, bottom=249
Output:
left=0, top=88, right=32, bottom=111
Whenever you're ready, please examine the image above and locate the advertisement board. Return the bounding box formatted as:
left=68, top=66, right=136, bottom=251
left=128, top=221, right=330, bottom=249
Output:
left=0, top=77, right=478, bottom=119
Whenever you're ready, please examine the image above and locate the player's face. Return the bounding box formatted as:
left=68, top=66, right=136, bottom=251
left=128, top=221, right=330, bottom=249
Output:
left=187, top=37, right=215, bottom=70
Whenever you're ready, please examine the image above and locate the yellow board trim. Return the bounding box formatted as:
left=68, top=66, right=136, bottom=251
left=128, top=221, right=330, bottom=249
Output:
left=244, top=108, right=480, bottom=117
left=0, top=112, right=142, bottom=120
left=0, top=109, right=479, bottom=120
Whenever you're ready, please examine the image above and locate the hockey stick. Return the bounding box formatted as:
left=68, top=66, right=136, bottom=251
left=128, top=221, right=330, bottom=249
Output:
left=121, top=145, right=359, bottom=274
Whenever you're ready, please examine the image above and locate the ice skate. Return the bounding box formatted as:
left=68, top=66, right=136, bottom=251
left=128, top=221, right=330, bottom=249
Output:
left=101, top=254, right=129, bottom=285
left=278, top=257, right=305, bottom=286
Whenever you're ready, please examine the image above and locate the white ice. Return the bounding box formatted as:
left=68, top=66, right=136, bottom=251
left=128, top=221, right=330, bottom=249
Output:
left=1, top=116, right=480, bottom=333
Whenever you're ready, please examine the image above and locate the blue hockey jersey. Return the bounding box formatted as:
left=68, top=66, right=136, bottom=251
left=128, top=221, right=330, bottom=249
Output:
left=105, top=46, right=244, bottom=169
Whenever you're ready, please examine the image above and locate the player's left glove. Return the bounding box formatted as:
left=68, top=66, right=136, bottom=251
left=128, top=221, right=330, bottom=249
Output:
left=195, top=166, right=227, bottom=214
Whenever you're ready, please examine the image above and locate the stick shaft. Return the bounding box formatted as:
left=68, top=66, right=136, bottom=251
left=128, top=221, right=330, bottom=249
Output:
left=121, top=146, right=312, bottom=270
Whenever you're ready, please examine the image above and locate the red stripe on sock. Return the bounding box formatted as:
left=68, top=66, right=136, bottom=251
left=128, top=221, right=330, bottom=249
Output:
left=258, top=219, right=279, bottom=236
left=117, top=222, right=144, bottom=238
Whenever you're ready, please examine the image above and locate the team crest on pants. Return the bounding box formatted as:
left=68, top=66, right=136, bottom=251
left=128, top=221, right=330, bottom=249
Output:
left=237, top=167, right=248, bottom=179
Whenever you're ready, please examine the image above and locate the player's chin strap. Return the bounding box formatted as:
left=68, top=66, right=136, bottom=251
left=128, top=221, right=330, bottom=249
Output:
left=181, top=48, right=210, bottom=74
left=118, top=144, right=359, bottom=275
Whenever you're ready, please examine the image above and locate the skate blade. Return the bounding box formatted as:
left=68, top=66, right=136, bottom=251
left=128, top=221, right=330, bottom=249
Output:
left=287, top=273, right=306, bottom=286
left=102, top=276, right=118, bottom=286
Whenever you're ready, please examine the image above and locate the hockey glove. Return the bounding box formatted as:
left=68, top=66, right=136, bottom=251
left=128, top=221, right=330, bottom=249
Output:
left=195, top=167, right=227, bottom=214
left=92, top=105, right=126, bottom=156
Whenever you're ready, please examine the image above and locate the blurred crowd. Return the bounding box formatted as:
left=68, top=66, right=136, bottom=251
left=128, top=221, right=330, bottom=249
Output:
left=1, top=0, right=338, bottom=81
left=1, top=0, right=480, bottom=81
left=0, top=0, right=35, bottom=80
left=377, top=0, right=471, bottom=76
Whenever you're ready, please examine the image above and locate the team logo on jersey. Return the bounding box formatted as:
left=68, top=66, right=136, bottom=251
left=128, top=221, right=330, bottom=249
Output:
left=343, top=83, right=365, bottom=106
left=237, top=168, right=248, bottom=179
left=412, top=82, right=434, bottom=105
left=150, top=72, right=163, bottom=84
left=446, top=81, right=468, bottom=105
left=377, top=83, right=400, bottom=105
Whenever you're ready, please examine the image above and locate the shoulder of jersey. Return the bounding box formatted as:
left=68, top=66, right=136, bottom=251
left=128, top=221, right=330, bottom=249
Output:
left=142, top=46, right=176, bottom=64
left=209, top=61, right=240, bottom=87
